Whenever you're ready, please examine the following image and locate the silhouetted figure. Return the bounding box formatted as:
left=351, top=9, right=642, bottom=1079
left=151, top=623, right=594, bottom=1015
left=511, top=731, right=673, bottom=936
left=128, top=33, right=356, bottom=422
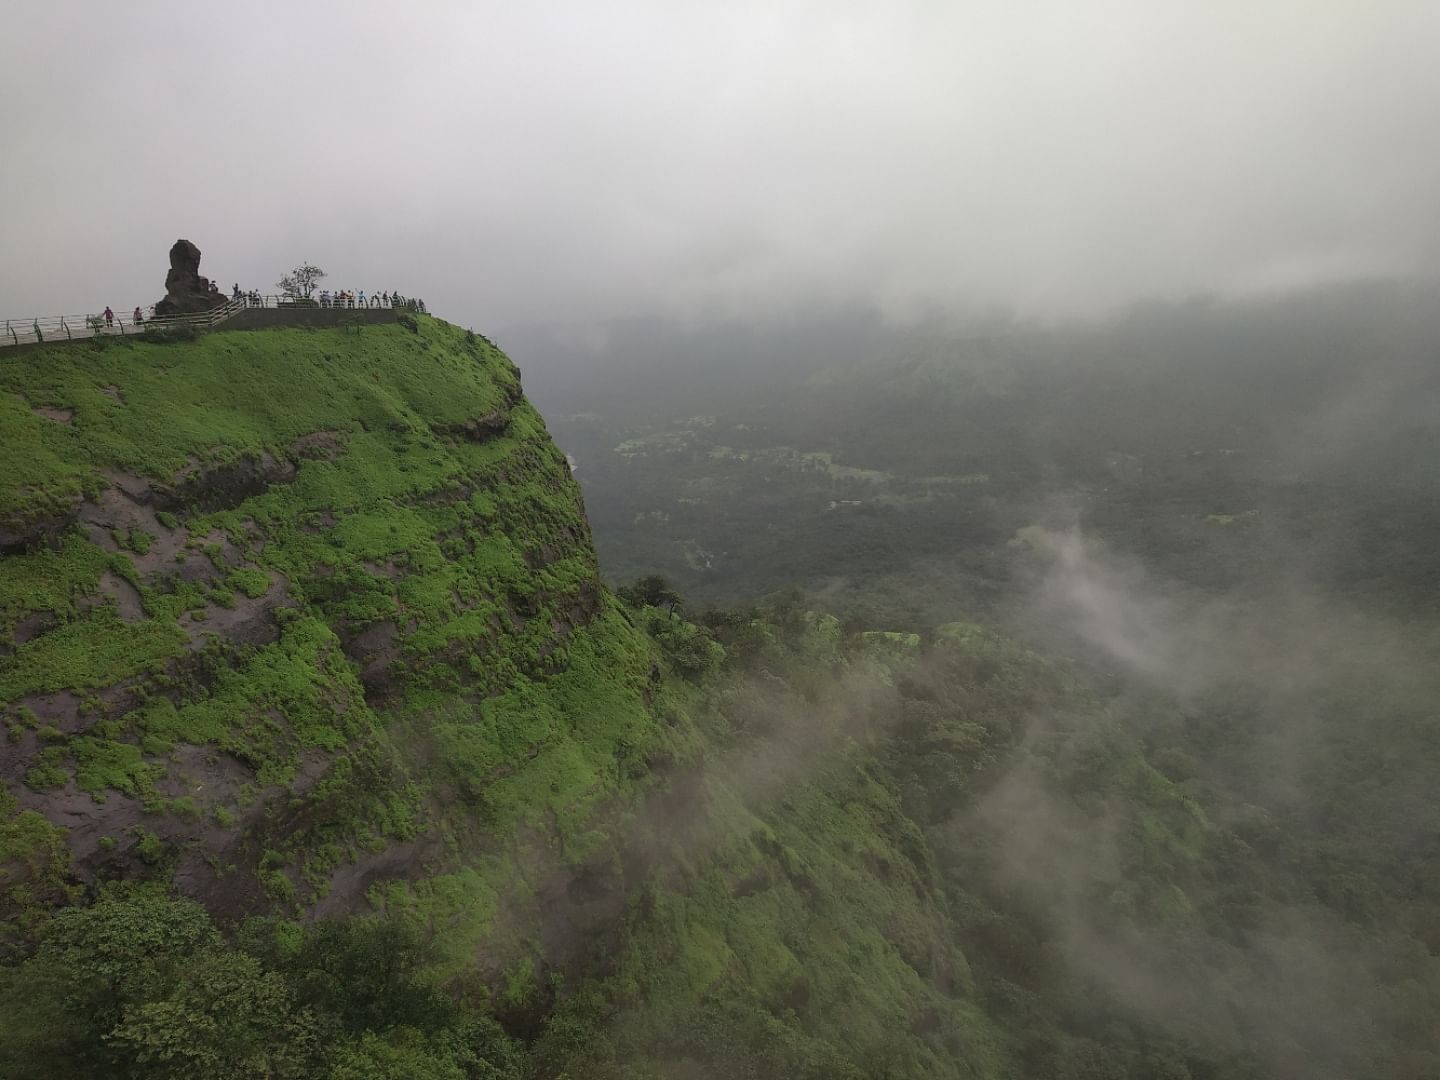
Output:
left=133, top=306, right=144, bottom=326
left=103, top=306, right=114, bottom=327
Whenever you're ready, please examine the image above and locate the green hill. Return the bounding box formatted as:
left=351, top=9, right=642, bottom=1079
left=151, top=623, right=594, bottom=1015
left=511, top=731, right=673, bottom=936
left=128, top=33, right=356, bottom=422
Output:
left=0, top=318, right=678, bottom=932
left=5, top=312, right=1438, bottom=1080
left=3, top=319, right=1042, bottom=1077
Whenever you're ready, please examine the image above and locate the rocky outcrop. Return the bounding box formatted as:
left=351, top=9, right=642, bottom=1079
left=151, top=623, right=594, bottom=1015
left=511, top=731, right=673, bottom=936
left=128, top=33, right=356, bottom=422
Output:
left=154, top=238, right=223, bottom=316
left=433, top=383, right=523, bottom=443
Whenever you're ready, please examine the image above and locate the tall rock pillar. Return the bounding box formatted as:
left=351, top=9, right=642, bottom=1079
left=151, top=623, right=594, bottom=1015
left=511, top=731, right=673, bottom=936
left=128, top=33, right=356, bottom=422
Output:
left=154, top=239, right=223, bottom=316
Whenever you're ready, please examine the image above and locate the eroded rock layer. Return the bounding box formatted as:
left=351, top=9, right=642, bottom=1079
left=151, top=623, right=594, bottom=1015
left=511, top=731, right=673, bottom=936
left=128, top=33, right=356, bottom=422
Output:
left=0, top=317, right=660, bottom=928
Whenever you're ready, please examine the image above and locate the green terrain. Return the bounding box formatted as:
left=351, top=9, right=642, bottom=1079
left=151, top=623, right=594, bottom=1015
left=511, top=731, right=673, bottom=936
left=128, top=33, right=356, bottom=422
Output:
left=3, top=300, right=1439, bottom=1078
left=536, top=283, right=1440, bottom=626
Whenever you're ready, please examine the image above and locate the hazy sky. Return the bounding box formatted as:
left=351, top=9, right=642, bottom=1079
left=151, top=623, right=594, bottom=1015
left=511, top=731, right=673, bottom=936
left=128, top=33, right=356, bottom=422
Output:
left=3, top=0, right=1439, bottom=330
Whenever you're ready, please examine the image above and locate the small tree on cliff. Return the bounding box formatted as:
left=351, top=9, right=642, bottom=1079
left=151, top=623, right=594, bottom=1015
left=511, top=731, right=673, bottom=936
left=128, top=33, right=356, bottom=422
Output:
left=617, top=575, right=683, bottom=616
left=277, top=263, right=326, bottom=300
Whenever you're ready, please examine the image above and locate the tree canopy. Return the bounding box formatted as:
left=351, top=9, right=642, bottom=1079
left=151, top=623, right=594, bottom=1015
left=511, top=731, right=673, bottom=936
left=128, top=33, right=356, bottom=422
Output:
left=277, top=263, right=326, bottom=299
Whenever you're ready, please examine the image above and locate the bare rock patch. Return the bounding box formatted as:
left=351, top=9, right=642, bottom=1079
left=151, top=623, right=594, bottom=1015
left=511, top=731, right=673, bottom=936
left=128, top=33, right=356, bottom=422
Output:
left=184, top=572, right=290, bottom=649
left=341, top=619, right=401, bottom=688
left=291, top=430, right=347, bottom=461
left=12, top=609, right=59, bottom=646
left=162, top=452, right=297, bottom=514
left=96, top=571, right=146, bottom=622
left=14, top=782, right=147, bottom=867
left=1, top=497, right=84, bottom=556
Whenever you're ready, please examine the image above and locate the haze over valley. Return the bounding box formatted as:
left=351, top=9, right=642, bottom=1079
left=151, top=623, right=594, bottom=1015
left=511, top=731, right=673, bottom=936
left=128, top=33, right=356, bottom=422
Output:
left=3, top=4, right=1440, bottom=1078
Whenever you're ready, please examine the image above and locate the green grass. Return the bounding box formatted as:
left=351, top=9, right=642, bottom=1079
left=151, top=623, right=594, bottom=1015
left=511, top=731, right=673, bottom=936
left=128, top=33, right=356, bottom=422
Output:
left=3, top=319, right=1057, bottom=1077
left=0, top=534, right=116, bottom=632
left=0, top=609, right=185, bottom=699
left=0, top=316, right=668, bottom=924
left=0, top=789, right=79, bottom=942
left=0, top=319, right=517, bottom=525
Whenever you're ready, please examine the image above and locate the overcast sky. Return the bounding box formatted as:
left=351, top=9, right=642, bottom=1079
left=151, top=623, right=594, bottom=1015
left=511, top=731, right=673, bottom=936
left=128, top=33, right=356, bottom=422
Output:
left=3, top=0, right=1439, bottom=331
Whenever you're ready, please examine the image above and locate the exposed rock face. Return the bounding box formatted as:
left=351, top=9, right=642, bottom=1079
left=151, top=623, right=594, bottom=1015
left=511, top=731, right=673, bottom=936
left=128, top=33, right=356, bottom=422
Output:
left=0, top=319, right=633, bottom=923
left=154, top=238, right=223, bottom=316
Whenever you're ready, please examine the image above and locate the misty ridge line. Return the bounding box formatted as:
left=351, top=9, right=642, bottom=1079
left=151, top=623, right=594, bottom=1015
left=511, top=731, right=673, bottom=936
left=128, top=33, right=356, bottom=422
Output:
left=1022, top=525, right=1438, bottom=713
left=962, top=526, right=1440, bottom=1076
left=575, top=537, right=1416, bottom=1077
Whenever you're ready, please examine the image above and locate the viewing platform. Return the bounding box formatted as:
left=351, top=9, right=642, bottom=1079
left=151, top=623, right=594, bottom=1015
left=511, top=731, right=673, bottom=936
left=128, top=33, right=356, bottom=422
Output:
left=1, top=295, right=409, bottom=352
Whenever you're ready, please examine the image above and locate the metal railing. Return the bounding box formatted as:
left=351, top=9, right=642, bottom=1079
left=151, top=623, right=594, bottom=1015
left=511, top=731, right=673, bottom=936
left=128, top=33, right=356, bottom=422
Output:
left=231, top=293, right=421, bottom=311
left=1, top=296, right=247, bottom=348
left=2, top=292, right=425, bottom=349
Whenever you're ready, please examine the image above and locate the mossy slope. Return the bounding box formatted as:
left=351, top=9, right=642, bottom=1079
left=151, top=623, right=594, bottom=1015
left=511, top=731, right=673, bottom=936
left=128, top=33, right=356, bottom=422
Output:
left=0, top=322, right=1218, bottom=1079
left=0, top=318, right=669, bottom=927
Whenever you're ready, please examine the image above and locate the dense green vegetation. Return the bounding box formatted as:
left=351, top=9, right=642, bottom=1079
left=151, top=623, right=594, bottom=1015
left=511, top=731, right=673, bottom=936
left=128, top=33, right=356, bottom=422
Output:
left=0, top=319, right=676, bottom=984
left=524, top=282, right=1440, bottom=1076
left=538, top=282, right=1440, bottom=626
left=4, top=290, right=1440, bottom=1078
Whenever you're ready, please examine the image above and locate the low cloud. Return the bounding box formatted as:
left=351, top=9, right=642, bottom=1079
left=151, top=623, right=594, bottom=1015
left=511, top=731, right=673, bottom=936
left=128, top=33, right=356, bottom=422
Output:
left=4, top=2, right=1440, bottom=330
left=968, top=523, right=1439, bottom=1075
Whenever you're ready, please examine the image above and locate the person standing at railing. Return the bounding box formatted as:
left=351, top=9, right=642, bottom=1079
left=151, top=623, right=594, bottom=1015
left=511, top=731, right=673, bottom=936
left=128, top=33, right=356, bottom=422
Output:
left=103, top=306, right=114, bottom=328
left=133, top=306, right=144, bottom=327
left=358, top=290, right=366, bottom=308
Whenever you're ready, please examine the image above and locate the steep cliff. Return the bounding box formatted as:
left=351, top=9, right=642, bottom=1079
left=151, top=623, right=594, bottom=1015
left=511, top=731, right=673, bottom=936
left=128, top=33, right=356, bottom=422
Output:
left=8, top=315, right=1403, bottom=1080
left=1, top=317, right=667, bottom=937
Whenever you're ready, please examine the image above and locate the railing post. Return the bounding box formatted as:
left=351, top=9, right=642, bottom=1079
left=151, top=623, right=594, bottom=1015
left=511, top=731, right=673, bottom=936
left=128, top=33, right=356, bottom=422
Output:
left=33, top=319, right=43, bottom=344
left=62, top=318, right=71, bottom=340
left=5, top=321, right=14, bottom=345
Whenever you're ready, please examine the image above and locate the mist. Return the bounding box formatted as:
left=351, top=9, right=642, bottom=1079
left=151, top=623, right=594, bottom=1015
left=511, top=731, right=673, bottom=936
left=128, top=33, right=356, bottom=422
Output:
left=961, top=524, right=1440, bottom=1078
left=6, top=4, right=1440, bottom=1077
left=5, top=1, right=1440, bottom=338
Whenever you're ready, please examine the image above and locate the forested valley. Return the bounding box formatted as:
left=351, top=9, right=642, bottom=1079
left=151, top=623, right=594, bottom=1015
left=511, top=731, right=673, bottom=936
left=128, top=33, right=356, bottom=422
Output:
left=2, top=284, right=1438, bottom=1078
left=522, top=280, right=1440, bottom=1077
